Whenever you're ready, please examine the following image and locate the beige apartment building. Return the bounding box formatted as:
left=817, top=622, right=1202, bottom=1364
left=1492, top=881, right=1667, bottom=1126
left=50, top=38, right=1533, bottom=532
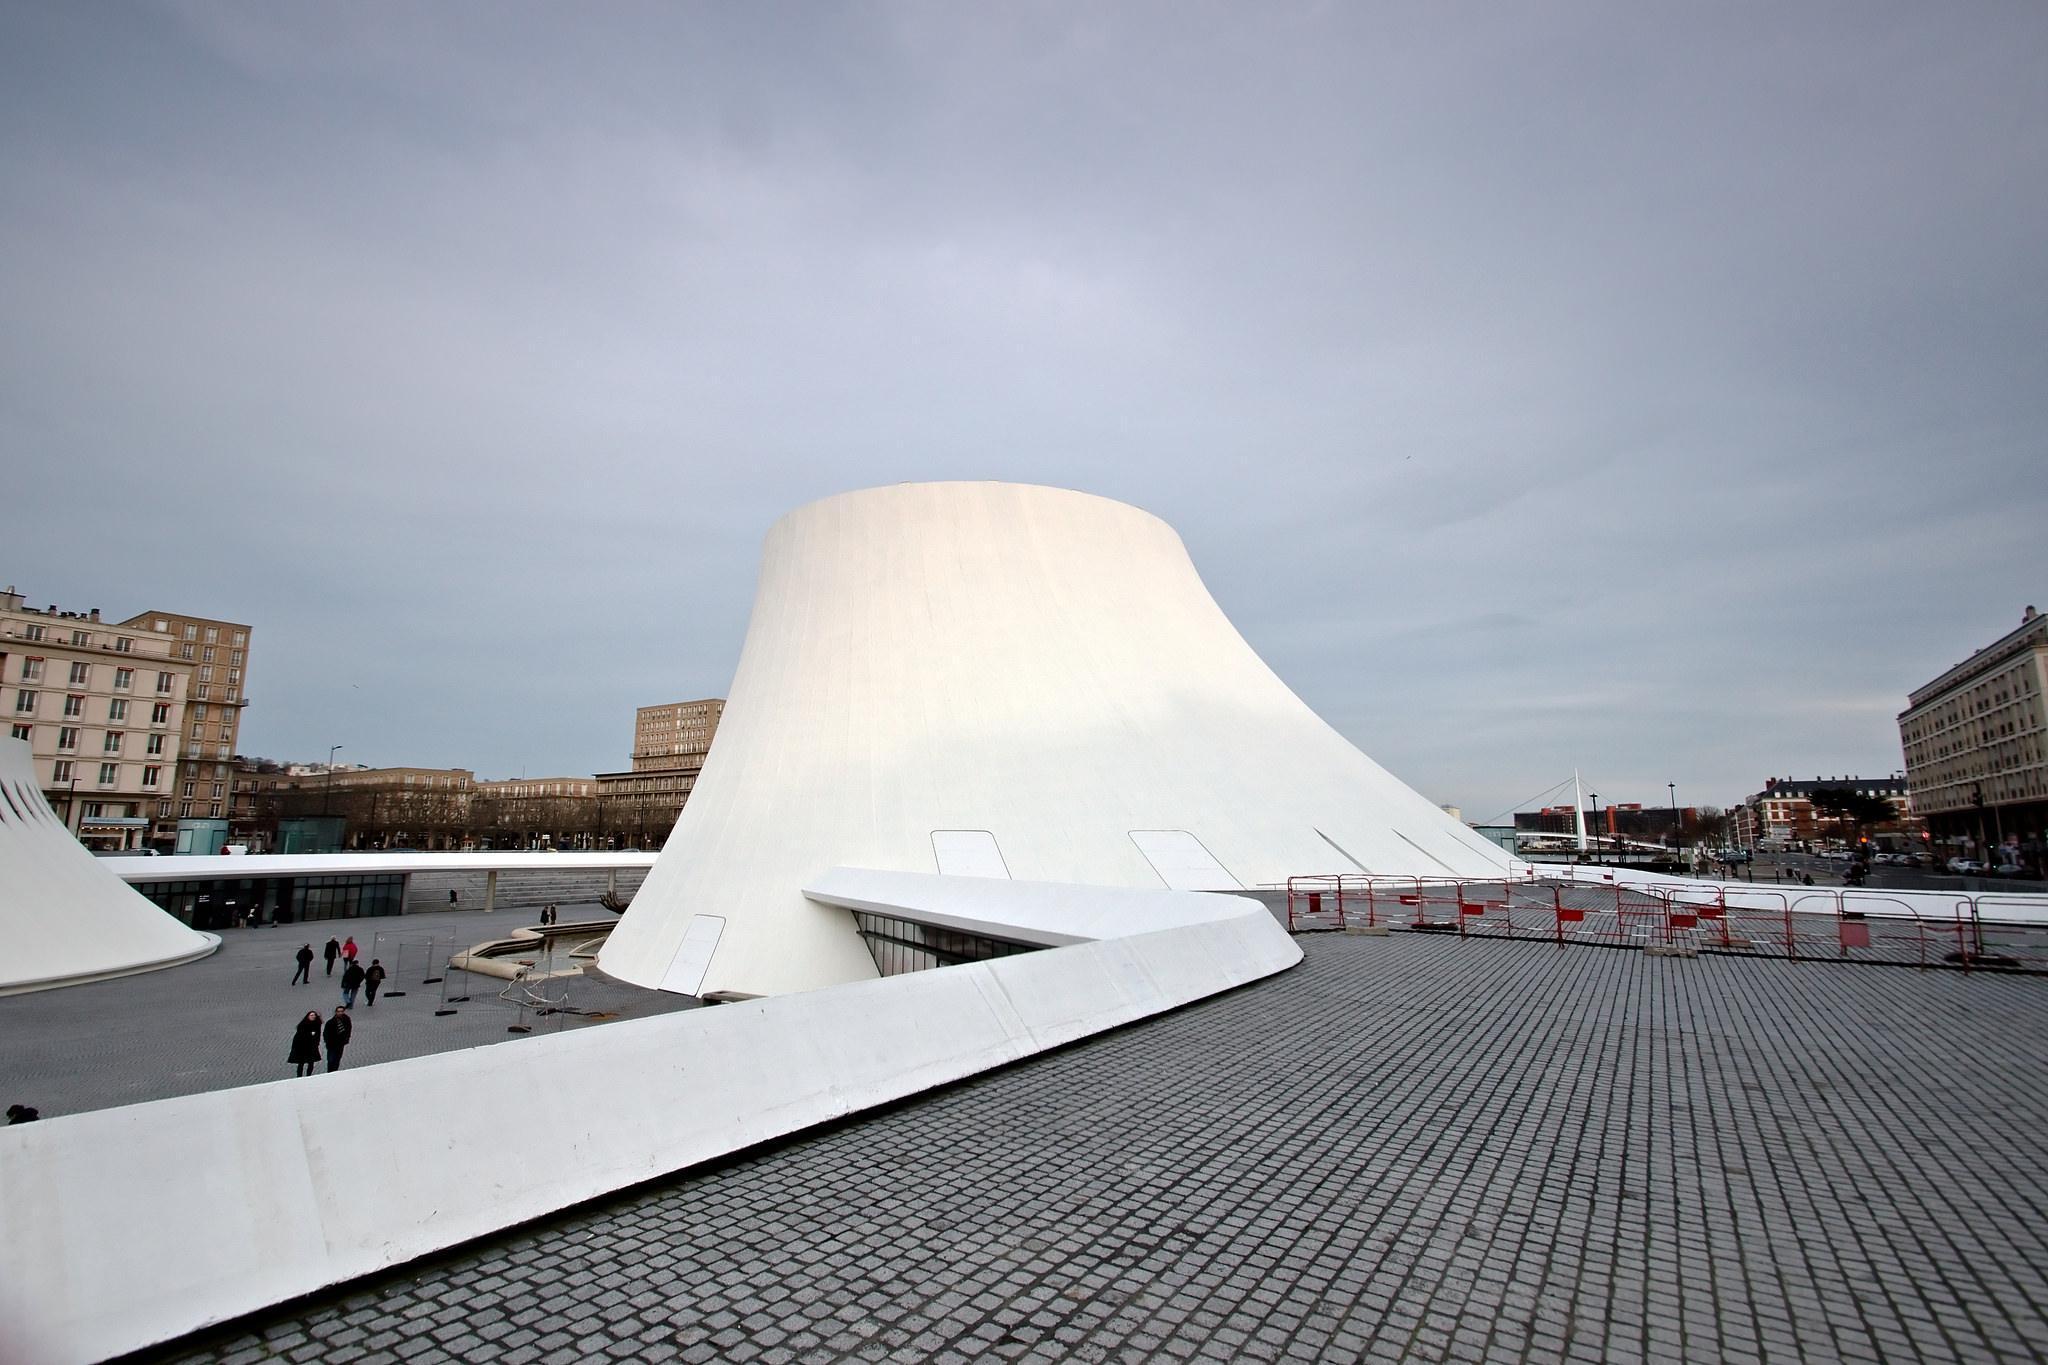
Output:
left=1, top=588, right=191, bottom=848
left=1899, top=606, right=2048, bottom=866
left=118, top=607, right=254, bottom=832
left=597, top=698, right=726, bottom=848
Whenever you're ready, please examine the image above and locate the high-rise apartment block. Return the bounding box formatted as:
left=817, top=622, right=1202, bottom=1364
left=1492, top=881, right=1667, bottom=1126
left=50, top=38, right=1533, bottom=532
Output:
left=1899, top=606, right=2047, bottom=862
left=2, top=589, right=179, bottom=848
left=597, top=698, right=725, bottom=848
left=116, top=607, right=255, bottom=836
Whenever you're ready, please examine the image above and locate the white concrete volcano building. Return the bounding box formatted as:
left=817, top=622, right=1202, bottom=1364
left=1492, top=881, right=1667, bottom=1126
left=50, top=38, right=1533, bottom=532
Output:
left=600, top=482, right=1518, bottom=1000
left=0, top=737, right=218, bottom=994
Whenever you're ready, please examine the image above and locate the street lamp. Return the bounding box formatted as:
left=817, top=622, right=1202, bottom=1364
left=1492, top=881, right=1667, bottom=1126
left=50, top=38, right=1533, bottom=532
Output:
left=323, top=744, right=344, bottom=816
left=1589, top=793, right=1602, bottom=862
left=1668, top=781, right=1679, bottom=852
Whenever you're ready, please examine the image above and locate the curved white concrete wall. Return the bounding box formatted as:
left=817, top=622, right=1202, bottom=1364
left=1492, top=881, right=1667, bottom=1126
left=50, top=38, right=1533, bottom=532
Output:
left=0, top=738, right=217, bottom=995
left=0, top=872, right=1297, bottom=1362
left=603, top=482, right=1519, bottom=999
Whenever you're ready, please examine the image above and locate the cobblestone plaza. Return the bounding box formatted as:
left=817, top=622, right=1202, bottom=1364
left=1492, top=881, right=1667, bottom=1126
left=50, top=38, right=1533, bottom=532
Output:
left=161, top=932, right=2048, bottom=1364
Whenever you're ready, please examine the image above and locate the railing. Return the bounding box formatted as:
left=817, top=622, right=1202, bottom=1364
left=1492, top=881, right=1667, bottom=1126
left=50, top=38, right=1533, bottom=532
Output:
left=1280, top=872, right=2048, bottom=973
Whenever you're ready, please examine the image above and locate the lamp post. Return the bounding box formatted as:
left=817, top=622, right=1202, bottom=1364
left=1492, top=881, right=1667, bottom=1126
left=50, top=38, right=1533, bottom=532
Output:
left=323, top=744, right=343, bottom=816
left=1668, top=781, right=1679, bottom=853
left=1590, top=792, right=1602, bottom=863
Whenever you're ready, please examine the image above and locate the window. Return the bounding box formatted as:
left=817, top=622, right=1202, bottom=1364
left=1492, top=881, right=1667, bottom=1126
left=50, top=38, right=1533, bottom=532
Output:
left=225, top=688, right=238, bottom=702
left=18, top=657, right=40, bottom=681
left=98, top=762, right=117, bottom=785
left=190, top=724, right=203, bottom=740
left=210, top=782, right=224, bottom=798
left=8, top=723, right=27, bottom=741
left=52, top=760, right=72, bottom=783
left=216, top=743, right=229, bottom=759
left=209, top=801, right=222, bottom=817
left=107, top=699, right=127, bottom=721
left=57, top=727, right=78, bottom=751
left=178, top=643, right=193, bottom=660
left=202, top=647, right=215, bottom=664
left=143, top=766, right=160, bottom=788
left=179, top=801, right=192, bottom=818
left=196, top=685, right=209, bottom=701
left=156, top=671, right=173, bottom=694
left=193, top=704, right=207, bottom=721
left=230, top=650, right=243, bottom=666
left=204, top=626, right=218, bottom=644
left=227, top=669, right=241, bottom=686
left=22, top=624, right=43, bottom=642
left=233, top=631, right=245, bottom=645
left=68, top=662, right=89, bottom=686
left=114, top=668, right=133, bottom=691
left=115, top=636, right=132, bottom=654
left=181, top=782, right=195, bottom=798
left=150, top=703, right=169, bottom=724
left=182, top=625, right=196, bottom=640
left=70, top=630, right=90, bottom=646
left=103, top=732, right=122, bottom=753
left=145, top=734, right=164, bottom=755
left=157, top=800, right=171, bottom=816
left=63, top=694, right=82, bottom=717
left=199, top=666, right=212, bottom=682
left=14, top=690, right=35, bottom=714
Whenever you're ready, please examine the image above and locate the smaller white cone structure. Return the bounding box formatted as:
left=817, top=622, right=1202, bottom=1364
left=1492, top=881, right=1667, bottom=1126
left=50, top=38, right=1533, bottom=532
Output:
left=600, top=482, right=1520, bottom=1000
left=0, top=737, right=218, bottom=994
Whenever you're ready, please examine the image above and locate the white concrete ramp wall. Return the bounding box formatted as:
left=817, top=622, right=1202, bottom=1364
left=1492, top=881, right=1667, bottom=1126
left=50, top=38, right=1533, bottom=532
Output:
left=0, top=872, right=1299, bottom=1362
left=0, top=737, right=218, bottom=995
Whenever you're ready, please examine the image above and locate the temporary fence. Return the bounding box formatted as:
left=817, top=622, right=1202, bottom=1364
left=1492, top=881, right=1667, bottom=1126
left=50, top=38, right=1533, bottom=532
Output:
left=1280, top=872, right=2048, bottom=973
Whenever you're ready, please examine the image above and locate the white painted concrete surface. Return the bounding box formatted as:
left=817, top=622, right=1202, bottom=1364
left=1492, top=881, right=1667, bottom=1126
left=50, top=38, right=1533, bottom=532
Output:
left=98, top=849, right=659, bottom=884
left=603, top=482, right=1520, bottom=1000
left=0, top=737, right=218, bottom=995
left=1533, top=863, right=2048, bottom=925
left=0, top=871, right=1299, bottom=1362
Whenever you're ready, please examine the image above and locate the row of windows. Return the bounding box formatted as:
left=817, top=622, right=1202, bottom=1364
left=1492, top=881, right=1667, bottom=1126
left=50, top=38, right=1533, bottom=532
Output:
left=13, top=624, right=137, bottom=652
left=49, top=759, right=138, bottom=786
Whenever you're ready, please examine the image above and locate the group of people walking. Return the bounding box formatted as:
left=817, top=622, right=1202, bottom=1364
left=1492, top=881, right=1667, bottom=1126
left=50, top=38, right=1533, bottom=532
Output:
left=284, top=934, right=390, bottom=1076
left=289, top=936, right=387, bottom=1006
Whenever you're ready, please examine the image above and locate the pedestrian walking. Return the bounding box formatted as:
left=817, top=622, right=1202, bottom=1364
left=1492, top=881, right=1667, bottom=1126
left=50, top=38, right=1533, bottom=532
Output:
left=288, top=1011, right=322, bottom=1077
left=322, top=1007, right=352, bottom=1072
left=341, top=936, right=359, bottom=966
left=291, top=943, right=314, bottom=985
left=449, top=888, right=458, bottom=906
left=364, top=959, right=386, bottom=1007
left=323, top=937, right=341, bottom=977
left=341, top=958, right=365, bottom=1007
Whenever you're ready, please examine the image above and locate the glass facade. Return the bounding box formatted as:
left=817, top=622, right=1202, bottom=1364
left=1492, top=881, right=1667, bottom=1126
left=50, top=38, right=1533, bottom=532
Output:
left=134, top=874, right=405, bottom=929
left=852, top=910, right=1042, bottom=977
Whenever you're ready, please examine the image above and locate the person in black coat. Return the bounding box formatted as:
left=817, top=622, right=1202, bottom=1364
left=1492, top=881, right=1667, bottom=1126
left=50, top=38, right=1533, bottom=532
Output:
left=323, top=1007, right=352, bottom=1072
left=292, top=943, right=314, bottom=985
left=323, top=937, right=341, bottom=977
left=363, top=959, right=387, bottom=1007
left=288, top=1011, right=322, bottom=1077
left=340, top=958, right=366, bottom=1007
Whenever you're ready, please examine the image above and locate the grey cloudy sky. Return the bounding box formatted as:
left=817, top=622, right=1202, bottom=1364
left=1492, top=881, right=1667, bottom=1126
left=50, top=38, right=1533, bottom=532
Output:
left=4, top=2, right=2044, bottom=819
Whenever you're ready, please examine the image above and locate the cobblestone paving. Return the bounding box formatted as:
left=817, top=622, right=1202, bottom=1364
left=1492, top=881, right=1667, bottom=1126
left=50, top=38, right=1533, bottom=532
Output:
left=0, top=906, right=690, bottom=1118
left=166, top=933, right=2048, bottom=1364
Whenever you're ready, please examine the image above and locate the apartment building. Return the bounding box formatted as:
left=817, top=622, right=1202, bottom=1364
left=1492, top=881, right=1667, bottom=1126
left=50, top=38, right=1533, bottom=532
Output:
left=1899, top=606, right=2048, bottom=861
left=118, top=607, right=253, bottom=833
left=1, top=588, right=189, bottom=849
left=597, top=698, right=726, bottom=849
left=1725, top=775, right=1911, bottom=850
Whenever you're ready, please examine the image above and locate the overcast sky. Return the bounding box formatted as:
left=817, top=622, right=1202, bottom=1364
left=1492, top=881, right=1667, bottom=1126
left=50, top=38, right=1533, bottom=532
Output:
left=4, top=3, right=2044, bottom=819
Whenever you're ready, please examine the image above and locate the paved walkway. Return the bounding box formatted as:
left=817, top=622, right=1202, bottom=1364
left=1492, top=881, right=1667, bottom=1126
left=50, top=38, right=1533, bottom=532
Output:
left=0, top=906, right=690, bottom=1118
left=166, top=933, right=2048, bottom=1364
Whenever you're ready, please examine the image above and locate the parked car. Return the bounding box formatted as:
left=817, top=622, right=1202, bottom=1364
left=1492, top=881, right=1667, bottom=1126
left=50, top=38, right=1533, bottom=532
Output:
left=1946, top=857, right=1984, bottom=874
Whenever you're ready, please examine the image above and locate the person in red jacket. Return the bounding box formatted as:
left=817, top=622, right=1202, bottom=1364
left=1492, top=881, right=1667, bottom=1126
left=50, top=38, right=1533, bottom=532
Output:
left=341, top=936, right=359, bottom=965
